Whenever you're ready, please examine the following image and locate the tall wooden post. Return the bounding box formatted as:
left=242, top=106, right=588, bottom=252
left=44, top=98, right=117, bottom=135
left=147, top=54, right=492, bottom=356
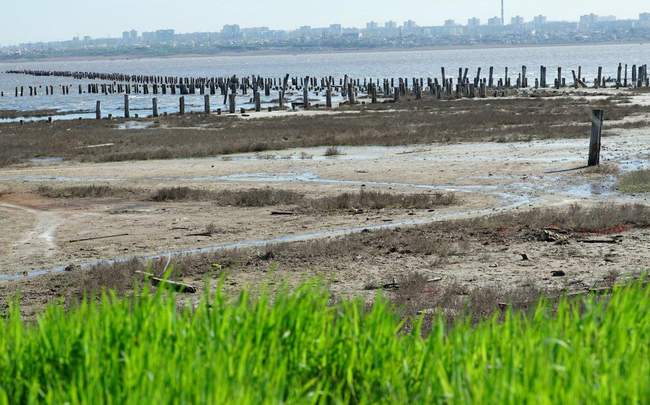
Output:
left=124, top=95, right=130, bottom=118
left=254, top=92, right=261, bottom=112
left=179, top=96, right=185, bottom=115
left=95, top=101, right=101, bottom=120
left=152, top=97, right=159, bottom=117
left=588, top=109, right=604, bottom=167
left=303, top=87, right=310, bottom=109
left=348, top=83, right=355, bottom=104
left=204, top=95, right=211, bottom=114
left=229, top=93, right=236, bottom=114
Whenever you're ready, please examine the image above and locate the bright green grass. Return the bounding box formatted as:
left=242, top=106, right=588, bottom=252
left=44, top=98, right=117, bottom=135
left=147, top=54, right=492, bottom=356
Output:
left=0, top=282, right=649, bottom=404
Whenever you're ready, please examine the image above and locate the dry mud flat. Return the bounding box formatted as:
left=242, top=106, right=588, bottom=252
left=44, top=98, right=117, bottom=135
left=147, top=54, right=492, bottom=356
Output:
left=1, top=90, right=650, bottom=315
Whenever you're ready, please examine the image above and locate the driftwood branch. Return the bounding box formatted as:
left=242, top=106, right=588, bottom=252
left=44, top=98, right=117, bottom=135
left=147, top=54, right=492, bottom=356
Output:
left=68, top=233, right=129, bottom=243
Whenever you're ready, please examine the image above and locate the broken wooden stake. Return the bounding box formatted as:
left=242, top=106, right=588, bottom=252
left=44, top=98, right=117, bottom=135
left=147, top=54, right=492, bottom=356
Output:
left=588, top=109, right=604, bottom=167
left=68, top=233, right=129, bottom=243
left=135, top=271, right=197, bottom=293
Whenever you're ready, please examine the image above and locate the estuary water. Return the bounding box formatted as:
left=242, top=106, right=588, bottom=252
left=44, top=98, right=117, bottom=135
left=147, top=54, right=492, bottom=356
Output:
left=0, top=43, right=649, bottom=120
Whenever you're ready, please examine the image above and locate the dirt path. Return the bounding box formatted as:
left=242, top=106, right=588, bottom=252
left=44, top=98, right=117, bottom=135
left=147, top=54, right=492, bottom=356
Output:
left=0, top=201, right=63, bottom=271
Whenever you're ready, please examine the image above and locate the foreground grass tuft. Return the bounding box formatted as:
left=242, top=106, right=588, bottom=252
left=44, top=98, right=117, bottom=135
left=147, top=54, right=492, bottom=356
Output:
left=619, top=169, right=650, bottom=193
left=1, top=282, right=649, bottom=403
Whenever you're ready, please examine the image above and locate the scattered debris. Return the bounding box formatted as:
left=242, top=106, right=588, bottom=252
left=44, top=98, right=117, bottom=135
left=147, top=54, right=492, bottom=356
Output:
left=551, top=270, right=566, bottom=277
left=135, top=271, right=196, bottom=293
left=577, top=235, right=623, bottom=244
left=537, top=229, right=569, bottom=243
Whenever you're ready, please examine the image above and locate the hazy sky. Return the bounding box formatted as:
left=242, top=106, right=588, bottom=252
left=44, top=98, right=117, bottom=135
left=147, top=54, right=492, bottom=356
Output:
left=2, top=0, right=648, bottom=45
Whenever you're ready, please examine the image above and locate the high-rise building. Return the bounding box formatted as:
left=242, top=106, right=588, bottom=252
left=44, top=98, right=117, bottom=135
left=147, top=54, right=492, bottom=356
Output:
left=156, top=29, right=175, bottom=42
left=222, top=25, right=241, bottom=39
left=385, top=21, right=397, bottom=29
left=511, top=16, right=524, bottom=26
left=403, top=20, right=417, bottom=30
left=329, top=24, right=343, bottom=36
left=533, top=15, right=547, bottom=26
left=444, top=19, right=456, bottom=27
left=366, top=21, right=378, bottom=30
left=467, top=17, right=481, bottom=28
left=488, top=16, right=502, bottom=26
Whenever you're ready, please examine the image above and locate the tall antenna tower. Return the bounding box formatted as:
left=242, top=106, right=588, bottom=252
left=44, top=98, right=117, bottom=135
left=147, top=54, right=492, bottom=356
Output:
left=501, top=0, right=505, bottom=25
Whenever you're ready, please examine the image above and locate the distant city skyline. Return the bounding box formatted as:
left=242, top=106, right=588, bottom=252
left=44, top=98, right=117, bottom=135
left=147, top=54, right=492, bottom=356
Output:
left=2, top=0, right=649, bottom=46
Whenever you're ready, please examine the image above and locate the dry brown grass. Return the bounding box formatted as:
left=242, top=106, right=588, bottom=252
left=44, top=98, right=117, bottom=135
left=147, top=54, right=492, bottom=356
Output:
left=391, top=272, right=544, bottom=325
left=305, top=189, right=458, bottom=211
left=583, top=163, right=620, bottom=176
left=37, top=184, right=130, bottom=198
left=618, top=170, right=650, bottom=193
left=151, top=187, right=304, bottom=207
left=36, top=184, right=458, bottom=212
left=2, top=95, right=649, bottom=167
left=471, top=203, right=650, bottom=233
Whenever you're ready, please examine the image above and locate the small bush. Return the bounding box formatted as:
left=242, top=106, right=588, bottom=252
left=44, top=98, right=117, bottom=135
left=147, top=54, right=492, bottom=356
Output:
left=324, top=146, right=342, bottom=156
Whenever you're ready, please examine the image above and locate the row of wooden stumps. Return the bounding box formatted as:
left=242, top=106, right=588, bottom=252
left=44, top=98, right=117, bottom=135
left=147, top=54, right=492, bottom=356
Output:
left=7, top=64, right=650, bottom=100
left=94, top=93, right=273, bottom=119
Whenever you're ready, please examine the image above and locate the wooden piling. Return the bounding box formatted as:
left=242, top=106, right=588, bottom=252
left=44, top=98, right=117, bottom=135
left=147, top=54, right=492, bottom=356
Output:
left=152, top=98, right=159, bottom=117
left=204, top=95, right=211, bottom=114
left=588, top=109, right=604, bottom=167
left=95, top=101, right=101, bottom=120
left=179, top=96, right=185, bottom=115
left=303, top=87, right=310, bottom=109
left=229, top=93, right=236, bottom=114
left=124, top=95, right=130, bottom=118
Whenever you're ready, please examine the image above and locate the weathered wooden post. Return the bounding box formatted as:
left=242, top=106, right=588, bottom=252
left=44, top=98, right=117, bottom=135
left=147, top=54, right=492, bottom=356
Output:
left=95, top=101, right=101, bottom=120
left=556, top=67, right=562, bottom=89
left=303, top=87, right=310, bottom=109
left=124, top=95, right=130, bottom=118
left=588, top=109, right=604, bottom=167
left=204, top=95, right=211, bottom=114
left=229, top=93, right=236, bottom=114
left=152, top=97, right=159, bottom=117
left=254, top=92, right=261, bottom=112
left=325, top=87, right=332, bottom=108
left=179, top=96, right=185, bottom=115
left=596, top=67, right=603, bottom=89
left=348, top=82, right=355, bottom=104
